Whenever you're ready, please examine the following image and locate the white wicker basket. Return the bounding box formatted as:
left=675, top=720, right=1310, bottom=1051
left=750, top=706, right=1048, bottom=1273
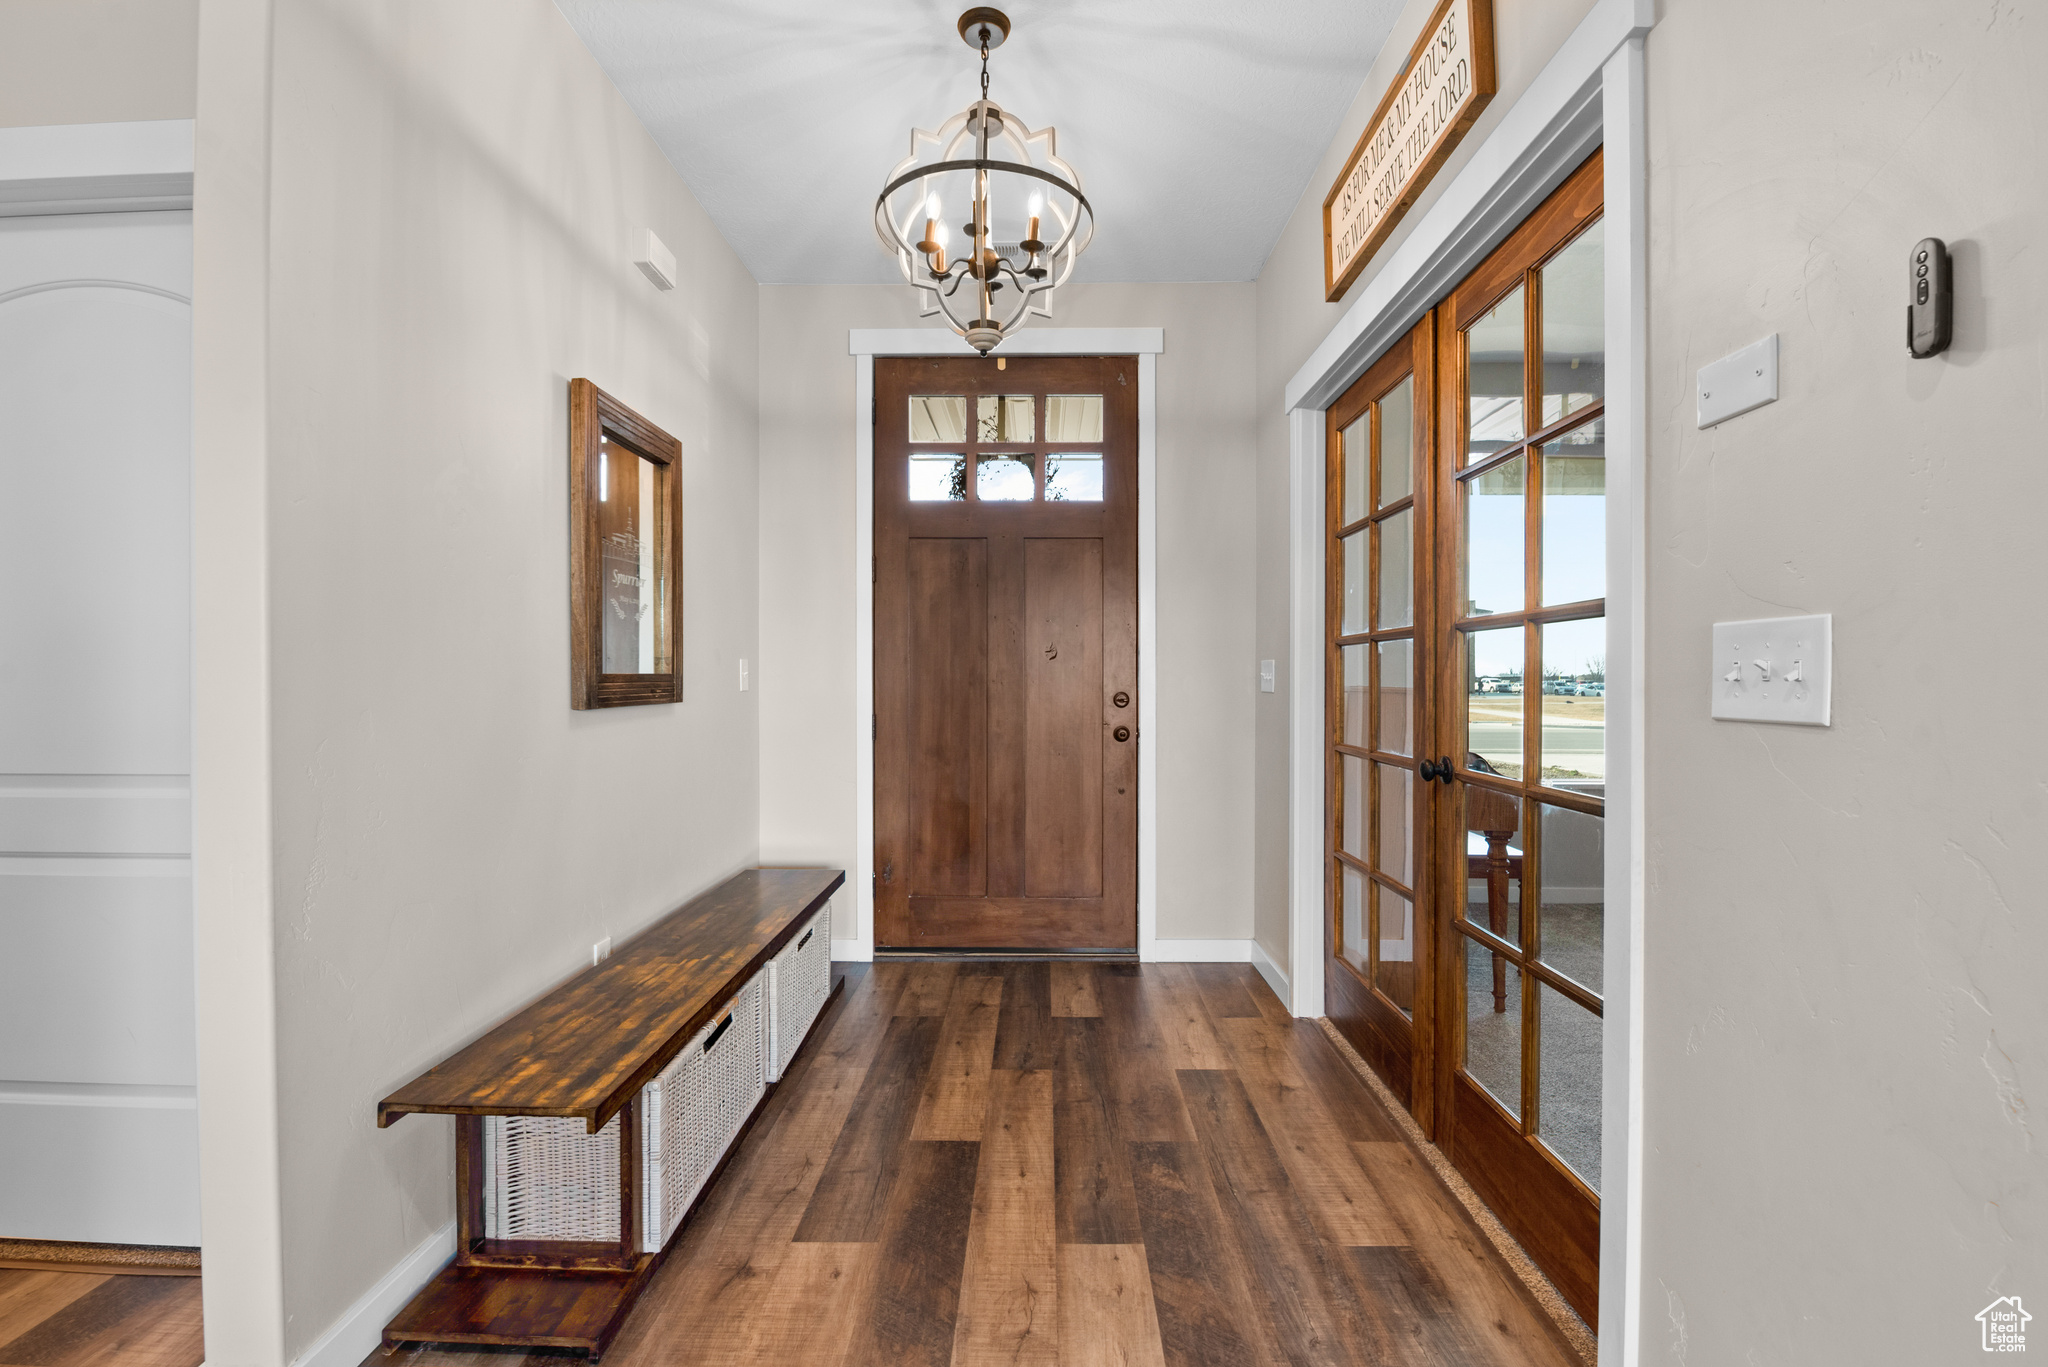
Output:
left=766, top=906, right=831, bottom=1082
left=483, top=970, right=766, bottom=1253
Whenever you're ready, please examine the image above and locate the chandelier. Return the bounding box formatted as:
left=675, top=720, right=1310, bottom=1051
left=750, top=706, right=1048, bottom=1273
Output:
left=874, top=7, right=1093, bottom=354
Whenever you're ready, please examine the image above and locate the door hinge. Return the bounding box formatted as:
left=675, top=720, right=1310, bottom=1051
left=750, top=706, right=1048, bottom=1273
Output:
left=872, top=554, right=877, bottom=584
left=872, top=713, right=878, bottom=740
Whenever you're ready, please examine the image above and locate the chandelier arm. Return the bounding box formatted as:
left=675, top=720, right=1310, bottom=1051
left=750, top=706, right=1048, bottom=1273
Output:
left=877, top=159, right=1091, bottom=229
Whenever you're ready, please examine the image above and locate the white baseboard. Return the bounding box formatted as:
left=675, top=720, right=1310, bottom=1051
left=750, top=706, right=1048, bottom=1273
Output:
left=289, top=1218, right=456, bottom=1367
left=1250, top=938, right=1292, bottom=1012
left=831, top=938, right=872, bottom=962
left=1148, top=937, right=1254, bottom=963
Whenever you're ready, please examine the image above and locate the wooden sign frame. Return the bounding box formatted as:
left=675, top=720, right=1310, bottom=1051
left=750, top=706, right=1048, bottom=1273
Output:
left=569, top=378, right=683, bottom=709
left=1323, top=0, right=1496, bottom=303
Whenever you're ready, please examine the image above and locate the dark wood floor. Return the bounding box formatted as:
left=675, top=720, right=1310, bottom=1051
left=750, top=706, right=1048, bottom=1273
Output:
left=0, top=1268, right=201, bottom=1367
left=374, top=960, right=1581, bottom=1367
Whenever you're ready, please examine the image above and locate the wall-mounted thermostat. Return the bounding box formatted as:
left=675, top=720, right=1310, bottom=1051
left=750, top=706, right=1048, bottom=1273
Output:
left=1908, top=237, right=1951, bottom=358
left=634, top=228, right=677, bottom=292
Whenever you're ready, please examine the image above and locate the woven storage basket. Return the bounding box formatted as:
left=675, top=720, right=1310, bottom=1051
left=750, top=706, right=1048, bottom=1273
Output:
left=483, top=970, right=767, bottom=1253
left=766, top=906, right=831, bottom=1082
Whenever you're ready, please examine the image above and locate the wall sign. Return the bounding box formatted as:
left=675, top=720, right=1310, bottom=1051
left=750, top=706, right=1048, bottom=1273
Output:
left=1323, top=0, right=1496, bottom=303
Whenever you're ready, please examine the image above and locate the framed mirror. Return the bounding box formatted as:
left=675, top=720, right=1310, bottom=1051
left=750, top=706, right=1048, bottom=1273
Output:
left=569, top=379, right=681, bottom=708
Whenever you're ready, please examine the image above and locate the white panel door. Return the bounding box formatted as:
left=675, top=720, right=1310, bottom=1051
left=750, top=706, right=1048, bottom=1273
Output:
left=0, top=210, right=198, bottom=1245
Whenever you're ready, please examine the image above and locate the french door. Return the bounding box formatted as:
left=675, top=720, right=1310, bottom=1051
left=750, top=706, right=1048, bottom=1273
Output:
left=1327, top=150, right=1607, bottom=1323
left=873, top=355, right=1138, bottom=951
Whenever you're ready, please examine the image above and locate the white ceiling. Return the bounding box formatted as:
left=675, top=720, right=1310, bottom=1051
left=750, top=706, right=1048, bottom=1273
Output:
left=556, top=0, right=1407, bottom=285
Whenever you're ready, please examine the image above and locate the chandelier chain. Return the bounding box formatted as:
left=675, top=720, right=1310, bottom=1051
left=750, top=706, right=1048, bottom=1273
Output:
left=979, top=31, right=990, bottom=100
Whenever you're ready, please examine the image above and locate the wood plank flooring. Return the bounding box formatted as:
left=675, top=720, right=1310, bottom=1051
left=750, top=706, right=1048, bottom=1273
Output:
left=373, top=961, right=1581, bottom=1367
left=0, top=1269, right=202, bottom=1367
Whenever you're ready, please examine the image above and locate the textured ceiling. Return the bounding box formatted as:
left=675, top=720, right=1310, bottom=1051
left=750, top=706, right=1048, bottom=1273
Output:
left=556, top=0, right=1406, bottom=284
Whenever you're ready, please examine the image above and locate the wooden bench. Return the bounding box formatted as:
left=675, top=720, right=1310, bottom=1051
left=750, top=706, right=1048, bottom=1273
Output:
left=375, top=866, right=845, bottom=1359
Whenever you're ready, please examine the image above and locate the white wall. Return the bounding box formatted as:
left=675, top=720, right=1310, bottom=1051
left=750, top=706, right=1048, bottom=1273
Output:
left=1638, top=0, right=2048, bottom=1360
left=1250, top=0, right=1601, bottom=971
left=193, top=0, right=761, bottom=1359
left=757, top=281, right=1259, bottom=944
left=0, top=0, right=199, bottom=128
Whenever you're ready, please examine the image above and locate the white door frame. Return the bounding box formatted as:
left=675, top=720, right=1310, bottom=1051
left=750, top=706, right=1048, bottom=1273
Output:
left=844, top=327, right=1163, bottom=962
left=1280, top=0, right=1652, bottom=1359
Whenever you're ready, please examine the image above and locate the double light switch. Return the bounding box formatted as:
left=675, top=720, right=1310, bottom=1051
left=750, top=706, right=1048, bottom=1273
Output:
left=1711, top=614, right=1831, bottom=726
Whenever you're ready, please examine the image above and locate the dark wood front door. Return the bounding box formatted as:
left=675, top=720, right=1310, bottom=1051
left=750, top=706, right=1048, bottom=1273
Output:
left=874, top=355, right=1138, bottom=950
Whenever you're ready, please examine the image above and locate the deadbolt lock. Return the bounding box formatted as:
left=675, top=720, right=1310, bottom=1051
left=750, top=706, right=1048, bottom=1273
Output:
left=1112, top=691, right=1130, bottom=708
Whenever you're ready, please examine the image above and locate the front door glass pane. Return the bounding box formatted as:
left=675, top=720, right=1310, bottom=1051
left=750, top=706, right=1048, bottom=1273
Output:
left=1341, top=414, right=1370, bottom=526
left=1537, top=981, right=1602, bottom=1191
left=1342, top=531, right=1368, bottom=635
left=1540, top=417, right=1606, bottom=605
left=1375, top=638, right=1414, bottom=755
left=1466, top=626, right=1524, bottom=778
left=1540, top=617, right=1605, bottom=786
left=1466, top=285, right=1525, bottom=461
left=910, top=395, right=967, bottom=442
left=1463, top=455, right=1524, bottom=616
left=1044, top=394, right=1103, bottom=441
left=909, top=453, right=966, bottom=501
left=1339, top=862, right=1369, bottom=978
left=1376, top=888, right=1416, bottom=1017
left=1379, top=377, right=1414, bottom=506
left=1338, top=755, right=1367, bottom=860
left=1377, top=507, right=1414, bottom=630
left=1463, top=943, right=1522, bottom=1118
left=1338, top=645, right=1368, bottom=747
left=1462, top=783, right=1522, bottom=949
left=976, top=394, right=1034, bottom=442
left=1045, top=453, right=1103, bottom=501
left=1536, top=802, right=1603, bottom=994
left=1376, top=762, right=1414, bottom=889
left=977, top=455, right=1035, bottom=501
left=1540, top=221, right=1604, bottom=427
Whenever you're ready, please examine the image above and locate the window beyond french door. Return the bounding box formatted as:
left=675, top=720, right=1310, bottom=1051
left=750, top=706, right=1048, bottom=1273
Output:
left=1326, top=149, right=1606, bottom=1325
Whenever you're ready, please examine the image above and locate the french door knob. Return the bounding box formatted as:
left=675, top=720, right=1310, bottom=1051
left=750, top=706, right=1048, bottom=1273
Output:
left=1419, top=756, right=1454, bottom=783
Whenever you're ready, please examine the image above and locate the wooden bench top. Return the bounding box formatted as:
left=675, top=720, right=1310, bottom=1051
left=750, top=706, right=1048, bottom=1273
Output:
left=377, top=867, right=843, bottom=1133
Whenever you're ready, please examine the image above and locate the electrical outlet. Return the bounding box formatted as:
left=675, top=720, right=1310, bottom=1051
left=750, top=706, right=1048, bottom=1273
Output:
left=1710, top=614, right=1831, bottom=726
left=592, top=937, right=612, bottom=965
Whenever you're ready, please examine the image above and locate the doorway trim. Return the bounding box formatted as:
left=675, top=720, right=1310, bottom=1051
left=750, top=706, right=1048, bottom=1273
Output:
left=1281, top=0, right=1651, bottom=1359
left=845, top=327, right=1164, bottom=963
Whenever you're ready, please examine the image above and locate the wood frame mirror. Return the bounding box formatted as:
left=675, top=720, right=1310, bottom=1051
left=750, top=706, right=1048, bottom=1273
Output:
left=569, top=378, right=682, bottom=709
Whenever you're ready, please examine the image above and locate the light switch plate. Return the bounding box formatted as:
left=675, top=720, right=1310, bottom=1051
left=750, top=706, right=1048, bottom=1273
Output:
left=1259, top=659, right=1276, bottom=693
left=1697, top=334, right=1779, bottom=428
left=1711, top=614, right=1830, bottom=726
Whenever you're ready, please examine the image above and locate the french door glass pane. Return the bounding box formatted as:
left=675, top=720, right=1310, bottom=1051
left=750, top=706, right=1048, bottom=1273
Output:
left=1045, top=453, right=1103, bottom=501
left=1341, top=414, right=1370, bottom=526
left=1537, top=981, right=1602, bottom=1191
left=1376, top=638, right=1414, bottom=755
left=976, top=394, right=1034, bottom=442
left=909, top=453, right=966, bottom=501
left=1540, top=417, right=1606, bottom=605
left=1338, top=645, right=1368, bottom=747
left=1342, top=531, right=1368, bottom=634
left=1338, top=755, right=1367, bottom=861
left=1379, top=377, right=1414, bottom=506
left=1376, top=508, right=1414, bottom=630
left=1044, top=394, right=1103, bottom=441
left=1466, top=626, right=1525, bottom=778
left=1463, top=942, right=1522, bottom=1118
left=909, top=396, right=967, bottom=442
left=1537, top=802, right=1603, bottom=995
left=1462, top=782, right=1523, bottom=949
left=977, top=455, right=1035, bottom=501
left=1463, top=455, right=1524, bottom=616
left=1339, top=862, right=1369, bottom=978
left=1540, top=221, right=1605, bottom=427
left=1540, top=617, right=1605, bottom=785
left=1376, top=887, right=1416, bottom=1017
left=1375, top=762, right=1414, bottom=889
left=1466, top=284, right=1525, bottom=461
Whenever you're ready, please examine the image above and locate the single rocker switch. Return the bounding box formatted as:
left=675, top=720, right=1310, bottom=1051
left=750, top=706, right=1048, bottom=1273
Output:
left=1908, top=237, right=1951, bottom=358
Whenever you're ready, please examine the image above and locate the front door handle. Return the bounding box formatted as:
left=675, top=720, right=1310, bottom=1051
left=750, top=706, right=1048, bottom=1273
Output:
left=1113, top=726, right=1131, bottom=743
left=1419, top=756, right=1454, bottom=784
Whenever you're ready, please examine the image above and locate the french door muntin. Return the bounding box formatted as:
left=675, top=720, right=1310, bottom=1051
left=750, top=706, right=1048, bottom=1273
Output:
left=1431, top=150, right=1608, bottom=1320
left=1326, top=320, right=1434, bottom=1100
